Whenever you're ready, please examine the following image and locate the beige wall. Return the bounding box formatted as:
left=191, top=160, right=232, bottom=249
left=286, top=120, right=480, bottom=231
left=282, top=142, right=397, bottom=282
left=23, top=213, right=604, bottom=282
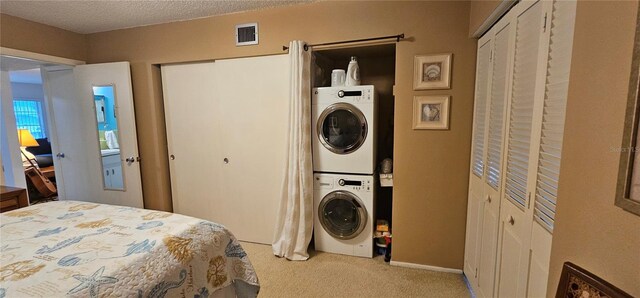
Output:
left=0, top=14, right=87, bottom=61
left=84, top=1, right=477, bottom=269
left=2, top=0, right=640, bottom=289
left=547, top=1, right=640, bottom=296
left=468, top=0, right=501, bottom=36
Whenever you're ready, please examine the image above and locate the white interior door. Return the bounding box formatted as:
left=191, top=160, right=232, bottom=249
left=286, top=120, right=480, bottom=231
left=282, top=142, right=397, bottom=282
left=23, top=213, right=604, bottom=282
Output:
left=497, top=1, right=546, bottom=296
left=44, top=62, right=143, bottom=208
left=477, top=15, right=514, bottom=298
left=42, top=67, right=90, bottom=201
left=0, top=70, right=26, bottom=189
left=526, top=1, right=576, bottom=296
left=465, top=12, right=515, bottom=297
left=162, top=55, right=289, bottom=244
left=464, top=37, right=492, bottom=288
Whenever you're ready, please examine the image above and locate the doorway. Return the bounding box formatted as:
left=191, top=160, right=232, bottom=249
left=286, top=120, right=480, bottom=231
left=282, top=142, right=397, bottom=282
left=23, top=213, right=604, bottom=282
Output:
left=0, top=49, right=144, bottom=208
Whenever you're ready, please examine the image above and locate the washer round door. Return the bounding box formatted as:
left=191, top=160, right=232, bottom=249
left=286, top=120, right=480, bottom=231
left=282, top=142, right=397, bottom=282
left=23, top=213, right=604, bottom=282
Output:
left=318, top=190, right=368, bottom=240
left=317, top=103, right=367, bottom=154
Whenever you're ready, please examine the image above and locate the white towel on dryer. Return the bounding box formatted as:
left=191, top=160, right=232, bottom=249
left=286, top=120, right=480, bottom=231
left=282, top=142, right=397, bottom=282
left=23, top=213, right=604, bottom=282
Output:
left=105, top=130, right=119, bottom=149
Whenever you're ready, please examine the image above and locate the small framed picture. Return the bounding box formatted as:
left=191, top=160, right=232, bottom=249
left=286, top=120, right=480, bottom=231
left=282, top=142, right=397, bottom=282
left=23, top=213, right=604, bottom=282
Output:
left=413, top=53, right=452, bottom=90
left=413, top=95, right=450, bottom=130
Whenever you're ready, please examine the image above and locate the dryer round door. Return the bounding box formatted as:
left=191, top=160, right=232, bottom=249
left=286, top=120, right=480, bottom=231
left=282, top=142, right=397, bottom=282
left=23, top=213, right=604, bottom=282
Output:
left=317, top=103, right=368, bottom=154
left=318, top=190, right=368, bottom=240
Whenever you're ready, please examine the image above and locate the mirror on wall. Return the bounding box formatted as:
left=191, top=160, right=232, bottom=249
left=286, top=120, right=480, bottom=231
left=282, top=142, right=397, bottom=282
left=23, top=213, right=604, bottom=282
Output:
left=92, top=85, right=125, bottom=191
left=615, top=10, right=640, bottom=216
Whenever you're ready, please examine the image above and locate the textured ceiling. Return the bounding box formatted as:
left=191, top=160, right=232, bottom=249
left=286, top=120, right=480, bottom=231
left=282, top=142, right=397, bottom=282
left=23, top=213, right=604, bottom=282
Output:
left=0, top=0, right=313, bottom=34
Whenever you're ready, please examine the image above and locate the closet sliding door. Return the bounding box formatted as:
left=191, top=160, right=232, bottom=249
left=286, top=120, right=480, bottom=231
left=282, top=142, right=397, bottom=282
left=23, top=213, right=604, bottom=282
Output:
left=162, top=55, right=289, bottom=244
left=212, top=55, right=289, bottom=244
left=161, top=62, right=220, bottom=221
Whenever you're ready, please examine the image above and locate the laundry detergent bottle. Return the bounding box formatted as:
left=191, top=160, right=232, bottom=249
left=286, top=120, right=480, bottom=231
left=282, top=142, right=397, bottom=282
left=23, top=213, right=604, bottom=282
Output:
left=345, top=56, right=361, bottom=86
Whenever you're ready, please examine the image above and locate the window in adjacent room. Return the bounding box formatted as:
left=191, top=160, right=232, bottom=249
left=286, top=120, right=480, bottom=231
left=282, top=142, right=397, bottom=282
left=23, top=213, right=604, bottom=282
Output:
left=13, top=99, right=47, bottom=139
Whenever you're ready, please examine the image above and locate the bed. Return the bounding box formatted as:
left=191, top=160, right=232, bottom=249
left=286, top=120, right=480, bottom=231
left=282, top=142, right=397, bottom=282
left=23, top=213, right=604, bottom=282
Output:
left=0, top=201, right=259, bottom=298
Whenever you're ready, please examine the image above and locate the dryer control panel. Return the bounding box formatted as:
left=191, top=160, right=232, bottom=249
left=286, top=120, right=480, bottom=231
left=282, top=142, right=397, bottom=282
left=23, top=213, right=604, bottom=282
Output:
left=313, top=85, right=375, bottom=104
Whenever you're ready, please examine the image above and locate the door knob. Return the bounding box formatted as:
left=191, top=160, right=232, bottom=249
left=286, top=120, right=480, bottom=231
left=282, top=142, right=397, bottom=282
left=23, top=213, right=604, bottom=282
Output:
left=170, top=155, right=175, bottom=160
left=223, top=158, right=229, bottom=164
left=125, top=157, right=136, bottom=165
left=508, top=216, right=515, bottom=225
left=486, top=195, right=492, bottom=203
left=56, top=153, right=65, bottom=159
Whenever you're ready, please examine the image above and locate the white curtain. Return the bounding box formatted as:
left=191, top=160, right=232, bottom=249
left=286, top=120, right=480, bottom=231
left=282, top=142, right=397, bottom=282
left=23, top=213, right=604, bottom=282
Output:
left=272, top=40, right=313, bottom=261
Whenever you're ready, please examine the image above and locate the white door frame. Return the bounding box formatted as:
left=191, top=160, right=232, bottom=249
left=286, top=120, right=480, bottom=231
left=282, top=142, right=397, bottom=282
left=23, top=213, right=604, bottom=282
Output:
left=0, top=47, right=85, bottom=67
left=0, top=71, right=24, bottom=188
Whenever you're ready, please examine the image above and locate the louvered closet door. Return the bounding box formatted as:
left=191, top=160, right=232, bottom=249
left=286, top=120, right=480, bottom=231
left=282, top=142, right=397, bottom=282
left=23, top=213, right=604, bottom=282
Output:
left=477, top=17, right=513, bottom=298
left=527, top=1, right=577, bottom=296
left=464, top=11, right=515, bottom=296
left=533, top=0, right=575, bottom=235
left=464, top=36, right=492, bottom=288
left=497, top=1, right=547, bottom=297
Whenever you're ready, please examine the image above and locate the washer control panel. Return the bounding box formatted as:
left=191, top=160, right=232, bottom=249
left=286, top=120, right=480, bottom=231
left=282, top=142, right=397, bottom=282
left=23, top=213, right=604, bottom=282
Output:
left=337, top=178, right=372, bottom=192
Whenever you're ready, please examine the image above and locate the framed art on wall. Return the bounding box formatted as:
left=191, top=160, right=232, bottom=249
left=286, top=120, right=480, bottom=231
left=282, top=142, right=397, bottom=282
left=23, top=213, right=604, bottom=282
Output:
left=413, top=95, right=450, bottom=130
left=413, top=53, right=452, bottom=90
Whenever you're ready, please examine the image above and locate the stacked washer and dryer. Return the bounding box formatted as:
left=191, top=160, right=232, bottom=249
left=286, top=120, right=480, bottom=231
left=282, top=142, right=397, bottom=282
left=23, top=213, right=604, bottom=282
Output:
left=312, top=85, right=377, bottom=258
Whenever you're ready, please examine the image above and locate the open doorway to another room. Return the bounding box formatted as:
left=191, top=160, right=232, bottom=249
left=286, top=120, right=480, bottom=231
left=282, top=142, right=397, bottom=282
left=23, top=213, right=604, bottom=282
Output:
left=11, top=69, right=59, bottom=203
left=1, top=56, right=60, bottom=204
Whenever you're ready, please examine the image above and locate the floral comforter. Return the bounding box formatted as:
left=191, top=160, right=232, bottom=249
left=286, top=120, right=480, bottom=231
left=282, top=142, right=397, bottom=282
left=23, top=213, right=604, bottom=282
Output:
left=0, top=201, right=259, bottom=298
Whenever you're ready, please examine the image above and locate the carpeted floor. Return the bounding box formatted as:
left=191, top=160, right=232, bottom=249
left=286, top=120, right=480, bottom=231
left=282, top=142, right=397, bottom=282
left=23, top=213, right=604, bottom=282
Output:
left=240, top=242, right=471, bottom=297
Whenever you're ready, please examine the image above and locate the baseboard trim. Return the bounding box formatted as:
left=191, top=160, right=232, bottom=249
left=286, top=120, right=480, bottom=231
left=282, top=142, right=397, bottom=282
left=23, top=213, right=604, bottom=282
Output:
left=390, top=260, right=463, bottom=274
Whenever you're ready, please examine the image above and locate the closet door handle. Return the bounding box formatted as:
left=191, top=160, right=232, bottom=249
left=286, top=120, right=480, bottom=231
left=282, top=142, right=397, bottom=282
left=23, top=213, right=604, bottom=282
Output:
left=170, top=155, right=175, bottom=160
left=223, top=158, right=229, bottom=164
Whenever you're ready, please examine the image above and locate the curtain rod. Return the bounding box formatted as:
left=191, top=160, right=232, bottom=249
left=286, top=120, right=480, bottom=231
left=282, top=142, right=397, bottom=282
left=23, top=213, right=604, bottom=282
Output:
left=282, top=33, right=405, bottom=51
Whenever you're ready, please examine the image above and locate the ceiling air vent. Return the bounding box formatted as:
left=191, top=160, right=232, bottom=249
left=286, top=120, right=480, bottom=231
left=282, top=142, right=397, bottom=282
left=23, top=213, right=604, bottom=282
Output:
left=236, top=23, right=258, bottom=46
